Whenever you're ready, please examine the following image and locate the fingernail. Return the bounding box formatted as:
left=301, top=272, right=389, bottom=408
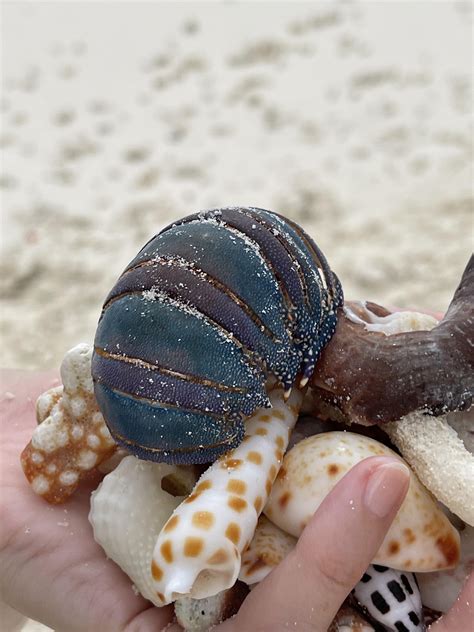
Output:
left=364, top=459, right=410, bottom=518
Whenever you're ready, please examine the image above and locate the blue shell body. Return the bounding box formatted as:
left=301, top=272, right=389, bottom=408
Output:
left=92, top=207, right=343, bottom=464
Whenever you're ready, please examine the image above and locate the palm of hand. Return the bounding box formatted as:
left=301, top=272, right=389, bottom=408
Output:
left=0, top=370, right=173, bottom=632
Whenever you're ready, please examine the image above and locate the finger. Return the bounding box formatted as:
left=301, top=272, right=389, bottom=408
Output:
left=223, top=456, right=409, bottom=632
left=430, top=572, right=474, bottom=631
left=0, top=370, right=174, bottom=632
left=123, top=605, right=174, bottom=632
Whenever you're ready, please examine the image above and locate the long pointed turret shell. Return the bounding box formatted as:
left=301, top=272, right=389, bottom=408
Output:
left=150, top=387, right=302, bottom=604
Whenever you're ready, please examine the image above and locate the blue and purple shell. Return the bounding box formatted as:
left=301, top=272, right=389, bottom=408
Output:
left=91, top=207, right=343, bottom=464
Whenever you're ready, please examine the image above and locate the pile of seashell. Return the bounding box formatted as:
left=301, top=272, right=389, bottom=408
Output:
left=21, top=208, right=473, bottom=631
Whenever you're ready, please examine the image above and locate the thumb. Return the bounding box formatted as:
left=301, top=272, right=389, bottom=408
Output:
left=430, top=572, right=474, bottom=631
left=224, top=456, right=410, bottom=631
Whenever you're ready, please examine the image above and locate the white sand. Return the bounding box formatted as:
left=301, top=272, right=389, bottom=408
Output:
left=2, top=1, right=472, bottom=372
left=0, top=2, right=472, bottom=630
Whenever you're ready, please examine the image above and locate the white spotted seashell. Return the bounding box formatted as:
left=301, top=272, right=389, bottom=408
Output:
left=89, top=455, right=194, bottom=607
left=353, top=565, right=423, bottom=631
left=264, top=432, right=460, bottom=572
left=417, top=524, right=474, bottom=612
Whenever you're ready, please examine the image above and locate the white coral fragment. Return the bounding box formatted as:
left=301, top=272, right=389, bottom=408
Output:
left=384, top=411, right=474, bottom=526
left=21, top=343, right=117, bottom=503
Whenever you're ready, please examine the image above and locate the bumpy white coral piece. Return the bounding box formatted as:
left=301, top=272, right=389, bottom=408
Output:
left=21, top=343, right=117, bottom=503
left=384, top=412, right=474, bottom=527
left=150, top=387, right=302, bottom=605
left=265, top=432, right=460, bottom=571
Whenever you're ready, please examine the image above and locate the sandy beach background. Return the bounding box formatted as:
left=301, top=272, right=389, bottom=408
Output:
left=1, top=1, right=472, bottom=630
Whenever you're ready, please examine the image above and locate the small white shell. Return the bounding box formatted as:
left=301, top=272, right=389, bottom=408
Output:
left=417, top=524, right=474, bottom=613
left=265, top=432, right=460, bottom=572
left=329, top=604, right=375, bottom=631
left=353, top=565, right=423, bottom=631
left=343, top=303, right=438, bottom=334
left=239, top=515, right=297, bottom=585
left=89, top=455, right=193, bottom=607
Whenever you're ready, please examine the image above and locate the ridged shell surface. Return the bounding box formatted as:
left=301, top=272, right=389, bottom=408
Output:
left=88, top=455, right=189, bottom=606
left=92, top=207, right=342, bottom=464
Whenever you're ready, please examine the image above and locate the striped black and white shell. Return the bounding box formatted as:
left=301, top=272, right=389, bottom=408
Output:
left=353, top=565, right=424, bottom=632
left=91, top=207, right=343, bottom=464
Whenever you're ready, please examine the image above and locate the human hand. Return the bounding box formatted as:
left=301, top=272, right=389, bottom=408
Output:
left=0, top=370, right=174, bottom=632
left=1, top=370, right=472, bottom=632
left=167, top=460, right=473, bottom=632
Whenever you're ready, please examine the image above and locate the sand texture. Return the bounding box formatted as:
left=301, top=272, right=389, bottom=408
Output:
left=2, top=2, right=473, bottom=372
left=0, top=2, right=472, bottom=631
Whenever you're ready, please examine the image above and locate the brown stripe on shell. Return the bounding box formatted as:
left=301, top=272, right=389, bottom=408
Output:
left=99, top=287, right=267, bottom=376
left=91, top=378, right=235, bottom=420
left=240, top=208, right=311, bottom=308
left=110, top=425, right=242, bottom=455
left=93, top=346, right=248, bottom=394
left=105, top=256, right=281, bottom=343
